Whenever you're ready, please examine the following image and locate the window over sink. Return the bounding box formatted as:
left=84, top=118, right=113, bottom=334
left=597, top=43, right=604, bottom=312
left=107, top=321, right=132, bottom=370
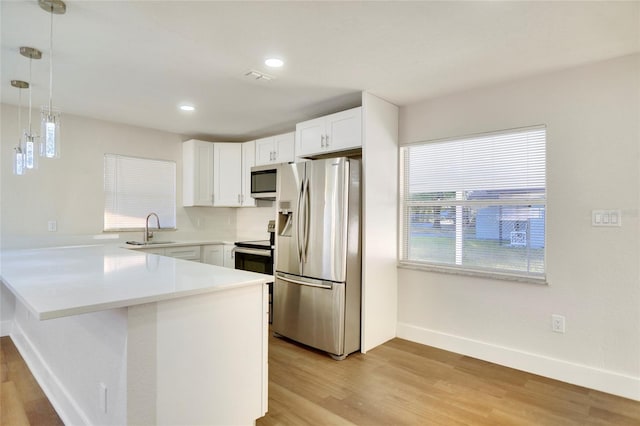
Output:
left=104, top=154, right=177, bottom=231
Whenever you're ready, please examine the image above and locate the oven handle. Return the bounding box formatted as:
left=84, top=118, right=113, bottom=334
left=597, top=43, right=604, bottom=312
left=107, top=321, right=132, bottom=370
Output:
left=233, top=247, right=272, bottom=257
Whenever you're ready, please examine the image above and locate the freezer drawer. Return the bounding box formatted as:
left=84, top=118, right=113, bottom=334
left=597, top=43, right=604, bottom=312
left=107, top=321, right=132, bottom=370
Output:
left=273, top=274, right=346, bottom=356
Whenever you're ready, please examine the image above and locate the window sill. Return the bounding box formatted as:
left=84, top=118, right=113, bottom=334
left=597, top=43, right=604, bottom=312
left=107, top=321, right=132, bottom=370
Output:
left=397, top=261, right=548, bottom=286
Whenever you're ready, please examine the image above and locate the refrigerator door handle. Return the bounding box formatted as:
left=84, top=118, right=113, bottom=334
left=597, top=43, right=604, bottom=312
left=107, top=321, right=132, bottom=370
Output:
left=276, top=273, right=333, bottom=290
left=302, top=177, right=310, bottom=264
left=295, top=179, right=304, bottom=266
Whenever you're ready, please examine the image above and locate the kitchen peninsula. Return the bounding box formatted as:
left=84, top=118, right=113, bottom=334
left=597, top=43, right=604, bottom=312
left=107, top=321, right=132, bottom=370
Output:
left=1, top=244, right=269, bottom=425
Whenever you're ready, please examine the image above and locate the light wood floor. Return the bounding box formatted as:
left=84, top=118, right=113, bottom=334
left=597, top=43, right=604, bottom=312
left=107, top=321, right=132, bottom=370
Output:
left=258, top=333, right=640, bottom=426
left=0, top=337, right=63, bottom=426
left=2, top=334, right=639, bottom=425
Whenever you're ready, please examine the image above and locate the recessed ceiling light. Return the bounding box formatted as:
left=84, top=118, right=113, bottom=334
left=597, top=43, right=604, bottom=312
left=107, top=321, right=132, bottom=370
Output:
left=265, top=58, right=284, bottom=68
left=179, top=104, right=195, bottom=112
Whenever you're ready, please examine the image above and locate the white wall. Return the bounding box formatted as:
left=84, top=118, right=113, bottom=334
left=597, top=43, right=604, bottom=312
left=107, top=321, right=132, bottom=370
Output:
left=236, top=204, right=275, bottom=241
left=397, top=54, right=640, bottom=400
left=0, top=107, right=239, bottom=327
left=0, top=106, right=237, bottom=249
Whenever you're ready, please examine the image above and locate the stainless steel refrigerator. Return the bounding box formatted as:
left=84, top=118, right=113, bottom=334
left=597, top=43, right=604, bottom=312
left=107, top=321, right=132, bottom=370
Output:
left=273, top=157, right=361, bottom=360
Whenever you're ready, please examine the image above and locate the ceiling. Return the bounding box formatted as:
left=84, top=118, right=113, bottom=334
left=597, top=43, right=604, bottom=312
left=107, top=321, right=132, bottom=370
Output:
left=2, top=1, right=638, bottom=142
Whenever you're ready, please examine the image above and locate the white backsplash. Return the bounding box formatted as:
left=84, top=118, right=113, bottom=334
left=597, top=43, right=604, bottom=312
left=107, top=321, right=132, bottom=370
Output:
left=236, top=204, right=276, bottom=241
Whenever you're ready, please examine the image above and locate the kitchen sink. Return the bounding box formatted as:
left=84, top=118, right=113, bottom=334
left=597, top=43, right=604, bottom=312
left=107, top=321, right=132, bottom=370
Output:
left=126, top=241, right=175, bottom=246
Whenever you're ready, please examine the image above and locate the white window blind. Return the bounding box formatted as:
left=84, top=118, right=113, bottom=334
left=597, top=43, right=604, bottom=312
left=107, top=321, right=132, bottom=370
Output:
left=399, top=126, right=546, bottom=280
left=104, top=154, right=176, bottom=231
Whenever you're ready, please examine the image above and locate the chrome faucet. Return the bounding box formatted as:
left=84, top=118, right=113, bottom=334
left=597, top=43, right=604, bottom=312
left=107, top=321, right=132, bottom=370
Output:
left=144, top=213, right=161, bottom=243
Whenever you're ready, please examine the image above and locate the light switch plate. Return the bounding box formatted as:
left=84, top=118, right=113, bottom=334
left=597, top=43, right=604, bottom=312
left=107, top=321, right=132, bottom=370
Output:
left=592, top=210, right=621, bottom=227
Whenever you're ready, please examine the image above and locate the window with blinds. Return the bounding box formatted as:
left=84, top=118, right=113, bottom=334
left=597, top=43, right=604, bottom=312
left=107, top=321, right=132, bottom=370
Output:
left=104, top=154, right=177, bottom=231
left=399, top=126, right=546, bottom=281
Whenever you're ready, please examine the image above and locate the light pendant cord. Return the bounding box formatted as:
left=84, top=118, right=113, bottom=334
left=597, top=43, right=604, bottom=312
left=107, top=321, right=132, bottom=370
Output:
left=28, top=57, right=33, bottom=135
left=48, top=6, right=54, bottom=112
left=18, top=88, right=22, bottom=141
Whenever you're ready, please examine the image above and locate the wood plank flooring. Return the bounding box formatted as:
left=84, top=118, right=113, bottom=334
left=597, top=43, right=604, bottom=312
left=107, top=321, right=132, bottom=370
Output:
left=0, top=337, right=62, bottom=426
left=2, top=333, right=639, bottom=425
left=258, top=334, right=640, bottom=426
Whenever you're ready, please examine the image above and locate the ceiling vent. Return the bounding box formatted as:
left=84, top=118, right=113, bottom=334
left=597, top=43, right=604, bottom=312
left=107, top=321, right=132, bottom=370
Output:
left=244, top=70, right=275, bottom=81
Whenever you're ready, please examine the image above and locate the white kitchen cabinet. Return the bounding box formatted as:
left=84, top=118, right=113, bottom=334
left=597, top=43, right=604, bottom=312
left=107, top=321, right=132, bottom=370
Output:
left=254, top=132, right=295, bottom=165
left=241, top=141, right=256, bottom=207
left=184, top=140, right=254, bottom=208
left=164, top=246, right=202, bottom=261
left=212, top=142, right=255, bottom=207
left=296, top=107, right=362, bottom=157
left=201, top=245, right=224, bottom=266
left=136, top=247, right=166, bottom=255
left=183, top=139, right=215, bottom=206
left=223, top=244, right=235, bottom=268
left=136, top=245, right=201, bottom=261
left=213, top=143, right=243, bottom=207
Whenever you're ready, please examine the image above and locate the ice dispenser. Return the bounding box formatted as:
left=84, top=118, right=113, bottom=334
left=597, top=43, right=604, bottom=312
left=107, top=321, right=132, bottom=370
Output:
left=278, top=201, right=293, bottom=237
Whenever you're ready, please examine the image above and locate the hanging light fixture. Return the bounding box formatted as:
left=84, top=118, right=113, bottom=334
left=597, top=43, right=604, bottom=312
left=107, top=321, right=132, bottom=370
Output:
left=39, top=0, right=66, bottom=159
left=11, top=80, right=29, bottom=176
left=20, top=46, right=42, bottom=172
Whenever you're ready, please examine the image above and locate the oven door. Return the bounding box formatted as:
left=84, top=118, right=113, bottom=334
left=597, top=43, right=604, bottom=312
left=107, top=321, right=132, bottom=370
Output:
left=234, top=247, right=274, bottom=275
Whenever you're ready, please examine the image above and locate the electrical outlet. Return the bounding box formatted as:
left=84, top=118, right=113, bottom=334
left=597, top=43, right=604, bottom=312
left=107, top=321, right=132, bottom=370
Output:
left=48, top=220, right=57, bottom=232
left=551, top=314, right=566, bottom=333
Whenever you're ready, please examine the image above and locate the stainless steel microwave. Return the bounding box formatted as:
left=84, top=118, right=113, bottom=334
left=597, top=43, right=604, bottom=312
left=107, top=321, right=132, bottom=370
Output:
left=250, top=164, right=278, bottom=200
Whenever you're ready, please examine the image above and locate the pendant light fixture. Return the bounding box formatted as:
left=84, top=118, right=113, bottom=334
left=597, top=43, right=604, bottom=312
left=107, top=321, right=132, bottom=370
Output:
left=39, top=0, right=66, bottom=159
left=11, top=80, right=29, bottom=176
left=20, top=46, right=42, bottom=172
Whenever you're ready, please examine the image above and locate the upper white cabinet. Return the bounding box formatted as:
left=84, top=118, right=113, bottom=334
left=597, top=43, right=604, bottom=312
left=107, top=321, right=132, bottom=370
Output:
left=241, top=141, right=256, bottom=207
left=254, top=132, right=295, bottom=165
left=183, top=139, right=255, bottom=207
left=183, top=140, right=215, bottom=206
left=295, top=107, right=362, bottom=158
left=213, top=143, right=243, bottom=206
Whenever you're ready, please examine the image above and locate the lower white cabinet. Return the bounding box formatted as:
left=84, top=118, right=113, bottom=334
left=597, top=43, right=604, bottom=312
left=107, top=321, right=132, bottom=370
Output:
left=134, top=244, right=236, bottom=268
left=138, top=247, right=165, bottom=255
left=164, top=246, right=202, bottom=261
left=135, top=245, right=202, bottom=262
left=202, top=245, right=224, bottom=266
left=223, top=244, right=235, bottom=268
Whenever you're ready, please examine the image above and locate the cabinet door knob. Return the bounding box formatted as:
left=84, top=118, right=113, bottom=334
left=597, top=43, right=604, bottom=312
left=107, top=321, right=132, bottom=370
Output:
left=325, top=135, right=329, bottom=147
left=321, top=135, right=325, bottom=147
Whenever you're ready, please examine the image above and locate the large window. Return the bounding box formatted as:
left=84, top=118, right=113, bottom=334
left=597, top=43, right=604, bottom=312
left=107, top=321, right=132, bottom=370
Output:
left=104, top=154, right=176, bottom=231
left=399, top=126, right=546, bottom=281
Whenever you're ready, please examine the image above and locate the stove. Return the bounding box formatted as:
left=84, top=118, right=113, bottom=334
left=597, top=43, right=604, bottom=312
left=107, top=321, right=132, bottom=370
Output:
left=234, top=221, right=275, bottom=323
left=234, top=240, right=273, bottom=251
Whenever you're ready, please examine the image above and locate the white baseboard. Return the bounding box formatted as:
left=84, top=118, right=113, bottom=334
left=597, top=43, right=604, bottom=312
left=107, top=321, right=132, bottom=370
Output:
left=10, top=323, right=91, bottom=426
left=1, top=320, right=13, bottom=337
left=397, top=322, right=640, bottom=402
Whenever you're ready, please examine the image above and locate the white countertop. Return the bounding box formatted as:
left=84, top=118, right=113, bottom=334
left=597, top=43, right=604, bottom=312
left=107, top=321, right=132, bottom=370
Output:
left=123, top=240, right=235, bottom=249
left=0, top=244, right=271, bottom=320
